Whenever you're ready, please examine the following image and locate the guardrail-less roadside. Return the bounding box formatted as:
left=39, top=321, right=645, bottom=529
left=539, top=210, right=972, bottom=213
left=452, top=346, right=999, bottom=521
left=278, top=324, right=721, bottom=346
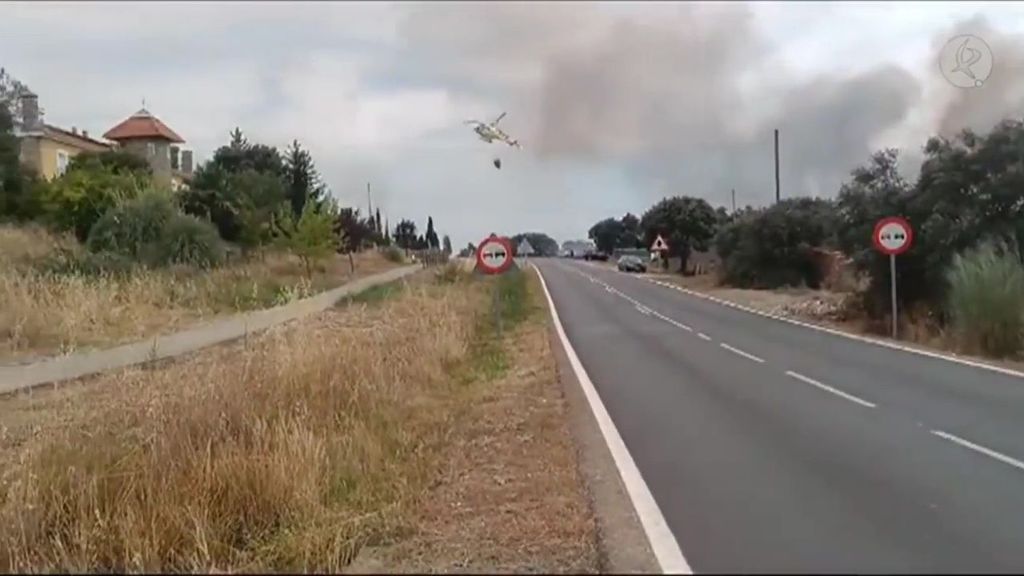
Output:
left=0, top=265, right=420, bottom=395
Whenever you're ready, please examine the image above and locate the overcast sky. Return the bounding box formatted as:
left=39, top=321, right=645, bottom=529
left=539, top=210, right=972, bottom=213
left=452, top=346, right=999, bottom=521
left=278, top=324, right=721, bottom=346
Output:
left=4, top=1, right=1024, bottom=248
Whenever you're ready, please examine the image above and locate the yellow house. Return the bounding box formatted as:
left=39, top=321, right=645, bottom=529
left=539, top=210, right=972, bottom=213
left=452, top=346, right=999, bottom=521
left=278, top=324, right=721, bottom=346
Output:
left=15, top=89, right=113, bottom=180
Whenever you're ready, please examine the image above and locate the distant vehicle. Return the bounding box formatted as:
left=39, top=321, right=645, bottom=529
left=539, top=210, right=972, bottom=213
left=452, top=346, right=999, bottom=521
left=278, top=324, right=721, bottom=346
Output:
left=584, top=251, right=609, bottom=262
left=617, top=255, right=647, bottom=273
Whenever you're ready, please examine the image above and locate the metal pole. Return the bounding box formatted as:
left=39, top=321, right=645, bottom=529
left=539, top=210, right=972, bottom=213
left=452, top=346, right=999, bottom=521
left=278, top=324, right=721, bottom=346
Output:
left=890, top=253, right=898, bottom=339
left=367, top=182, right=372, bottom=220
left=774, top=129, right=780, bottom=204
left=731, top=188, right=736, bottom=213
left=493, top=281, right=503, bottom=337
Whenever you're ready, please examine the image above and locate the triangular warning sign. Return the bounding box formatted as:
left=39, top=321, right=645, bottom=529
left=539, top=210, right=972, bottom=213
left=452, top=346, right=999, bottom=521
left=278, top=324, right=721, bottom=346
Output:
left=651, top=235, right=669, bottom=251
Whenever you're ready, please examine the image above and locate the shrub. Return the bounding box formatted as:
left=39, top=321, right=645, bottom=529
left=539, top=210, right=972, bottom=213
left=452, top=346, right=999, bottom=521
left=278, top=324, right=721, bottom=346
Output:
left=945, top=242, right=1024, bottom=358
left=383, top=245, right=404, bottom=264
left=273, top=203, right=339, bottom=277
left=39, top=164, right=147, bottom=242
left=86, top=191, right=177, bottom=259
left=153, top=214, right=226, bottom=268
left=716, top=198, right=836, bottom=289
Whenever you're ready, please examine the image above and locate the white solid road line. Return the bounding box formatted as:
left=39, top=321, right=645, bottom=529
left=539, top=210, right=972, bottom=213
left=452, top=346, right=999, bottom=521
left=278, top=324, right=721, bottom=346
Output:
left=641, top=275, right=1024, bottom=381
left=785, top=370, right=877, bottom=409
left=720, top=343, right=765, bottom=363
left=534, top=265, right=693, bottom=575
left=931, top=430, right=1024, bottom=473
left=697, top=333, right=712, bottom=341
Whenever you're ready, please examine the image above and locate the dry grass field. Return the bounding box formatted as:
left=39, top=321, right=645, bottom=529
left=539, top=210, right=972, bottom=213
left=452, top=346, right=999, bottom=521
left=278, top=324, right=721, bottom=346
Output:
left=0, top=266, right=598, bottom=573
left=0, top=224, right=401, bottom=361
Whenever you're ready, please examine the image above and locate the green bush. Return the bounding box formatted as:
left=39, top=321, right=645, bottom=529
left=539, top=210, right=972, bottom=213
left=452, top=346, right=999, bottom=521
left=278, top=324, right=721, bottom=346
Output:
left=716, top=198, right=836, bottom=289
left=945, top=242, right=1024, bottom=358
left=39, top=164, right=146, bottom=242
left=153, top=214, right=226, bottom=268
left=383, top=245, right=405, bottom=263
left=86, top=191, right=177, bottom=258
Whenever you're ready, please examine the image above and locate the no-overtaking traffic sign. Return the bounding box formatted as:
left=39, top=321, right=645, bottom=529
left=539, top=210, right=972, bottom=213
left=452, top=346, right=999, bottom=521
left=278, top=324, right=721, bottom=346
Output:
left=476, top=234, right=514, bottom=275
left=873, top=216, right=913, bottom=256
left=872, top=216, right=914, bottom=340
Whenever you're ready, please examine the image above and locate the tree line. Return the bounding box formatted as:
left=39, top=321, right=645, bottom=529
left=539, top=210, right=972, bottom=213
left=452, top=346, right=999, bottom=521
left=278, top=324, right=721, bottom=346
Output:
left=588, top=116, right=1024, bottom=339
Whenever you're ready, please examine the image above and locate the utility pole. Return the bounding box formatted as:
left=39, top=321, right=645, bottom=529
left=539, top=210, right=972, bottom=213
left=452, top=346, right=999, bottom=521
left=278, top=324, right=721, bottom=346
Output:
left=731, top=188, right=736, bottom=213
left=367, top=182, right=372, bottom=219
left=774, top=128, right=780, bottom=204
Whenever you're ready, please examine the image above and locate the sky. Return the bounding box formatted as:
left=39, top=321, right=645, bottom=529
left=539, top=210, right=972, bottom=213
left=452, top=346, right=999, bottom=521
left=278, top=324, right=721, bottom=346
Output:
left=4, top=1, right=1024, bottom=249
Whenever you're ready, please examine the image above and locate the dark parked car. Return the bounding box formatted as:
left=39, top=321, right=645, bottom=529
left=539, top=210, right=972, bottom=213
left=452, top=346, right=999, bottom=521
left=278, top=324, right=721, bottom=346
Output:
left=617, top=255, right=647, bottom=273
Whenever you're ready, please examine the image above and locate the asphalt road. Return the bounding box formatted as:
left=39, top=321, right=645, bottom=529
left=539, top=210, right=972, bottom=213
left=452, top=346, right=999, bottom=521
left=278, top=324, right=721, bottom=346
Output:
left=536, top=258, right=1024, bottom=574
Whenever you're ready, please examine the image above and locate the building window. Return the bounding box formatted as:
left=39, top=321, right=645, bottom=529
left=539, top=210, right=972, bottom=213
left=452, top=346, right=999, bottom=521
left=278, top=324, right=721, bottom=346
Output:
left=56, top=150, right=70, bottom=176
left=146, top=142, right=156, bottom=158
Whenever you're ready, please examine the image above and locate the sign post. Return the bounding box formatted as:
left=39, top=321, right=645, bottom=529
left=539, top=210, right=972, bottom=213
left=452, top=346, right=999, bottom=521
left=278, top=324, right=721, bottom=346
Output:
left=872, top=217, right=914, bottom=339
left=475, top=234, right=516, bottom=336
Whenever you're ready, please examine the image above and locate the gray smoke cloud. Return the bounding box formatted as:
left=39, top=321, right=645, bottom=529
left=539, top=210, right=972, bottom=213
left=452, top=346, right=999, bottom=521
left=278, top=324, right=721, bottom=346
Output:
left=395, top=3, right=1024, bottom=210
left=933, top=15, right=1024, bottom=138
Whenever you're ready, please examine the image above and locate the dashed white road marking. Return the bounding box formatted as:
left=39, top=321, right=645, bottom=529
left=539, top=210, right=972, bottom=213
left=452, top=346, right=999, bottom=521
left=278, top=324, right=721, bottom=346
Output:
left=720, top=343, right=765, bottom=363
left=931, top=430, right=1024, bottom=473
left=668, top=319, right=693, bottom=332
left=533, top=264, right=693, bottom=574
left=636, top=304, right=652, bottom=315
left=640, top=307, right=695, bottom=333
left=785, top=370, right=877, bottom=408
left=697, top=333, right=712, bottom=341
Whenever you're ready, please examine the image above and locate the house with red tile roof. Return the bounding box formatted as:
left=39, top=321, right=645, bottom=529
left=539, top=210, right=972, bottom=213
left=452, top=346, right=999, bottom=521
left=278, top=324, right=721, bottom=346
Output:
left=15, top=91, right=195, bottom=190
left=103, top=107, right=193, bottom=190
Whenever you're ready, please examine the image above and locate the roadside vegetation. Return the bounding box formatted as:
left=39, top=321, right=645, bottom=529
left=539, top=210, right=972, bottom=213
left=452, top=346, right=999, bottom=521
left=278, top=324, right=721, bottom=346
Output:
left=587, top=118, right=1024, bottom=359
left=0, top=266, right=597, bottom=573
left=945, top=242, right=1024, bottom=358
left=0, top=68, right=461, bottom=360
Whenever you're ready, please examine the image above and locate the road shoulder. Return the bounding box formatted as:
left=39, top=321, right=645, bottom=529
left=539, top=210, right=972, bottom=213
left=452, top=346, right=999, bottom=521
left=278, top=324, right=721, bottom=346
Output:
left=345, top=270, right=601, bottom=573
left=540, top=268, right=661, bottom=574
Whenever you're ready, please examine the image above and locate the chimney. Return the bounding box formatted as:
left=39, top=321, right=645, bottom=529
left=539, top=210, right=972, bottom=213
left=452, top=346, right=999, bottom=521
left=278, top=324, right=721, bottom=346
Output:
left=19, top=90, right=40, bottom=132
left=71, top=126, right=78, bottom=135
left=82, top=130, right=88, bottom=139
left=170, top=146, right=180, bottom=171
left=181, top=150, right=193, bottom=174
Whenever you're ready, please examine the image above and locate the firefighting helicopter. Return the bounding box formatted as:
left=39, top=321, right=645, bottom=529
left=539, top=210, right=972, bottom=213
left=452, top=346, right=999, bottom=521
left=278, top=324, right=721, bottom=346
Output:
left=464, top=112, right=522, bottom=169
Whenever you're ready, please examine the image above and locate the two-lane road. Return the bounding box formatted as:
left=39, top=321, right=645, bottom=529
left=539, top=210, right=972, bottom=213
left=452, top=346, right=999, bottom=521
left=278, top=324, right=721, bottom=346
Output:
left=536, top=258, right=1024, bottom=573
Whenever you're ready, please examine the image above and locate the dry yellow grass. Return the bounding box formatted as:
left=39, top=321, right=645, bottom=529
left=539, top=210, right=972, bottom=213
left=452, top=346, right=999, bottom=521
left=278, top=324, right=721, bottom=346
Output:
left=0, top=224, right=401, bottom=360
left=0, top=273, right=484, bottom=572
left=348, top=272, right=599, bottom=574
